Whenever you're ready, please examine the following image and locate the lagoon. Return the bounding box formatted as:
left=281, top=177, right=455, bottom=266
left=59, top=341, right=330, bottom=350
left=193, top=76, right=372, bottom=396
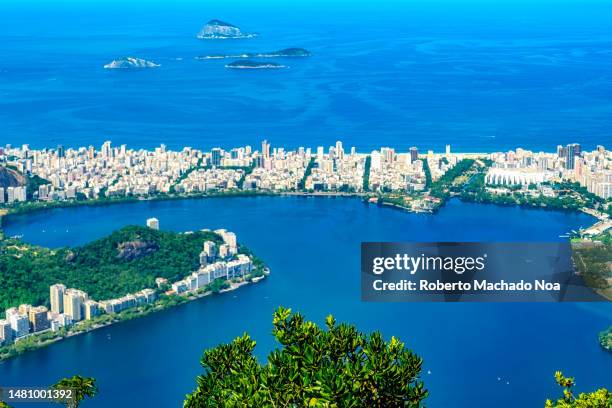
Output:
left=1, top=196, right=610, bottom=407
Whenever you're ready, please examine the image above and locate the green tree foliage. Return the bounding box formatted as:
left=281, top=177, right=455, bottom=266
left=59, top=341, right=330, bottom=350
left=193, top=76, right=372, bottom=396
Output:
left=26, top=175, right=51, bottom=200
left=53, top=375, right=98, bottom=408
left=184, top=307, right=427, bottom=408
left=598, top=326, right=611, bottom=352
left=0, top=401, right=13, bottom=408
left=545, top=372, right=611, bottom=408
left=428, top=159, right=475, bottom=199
left=572, top=233, right=612, bottom=297
left=420, top=159, right=432, bottom=188
left=0, top=226, right=226, bottom=313
left=362, top=155, right=371, bottom=192
left=299, top=157, right=316, bottom=190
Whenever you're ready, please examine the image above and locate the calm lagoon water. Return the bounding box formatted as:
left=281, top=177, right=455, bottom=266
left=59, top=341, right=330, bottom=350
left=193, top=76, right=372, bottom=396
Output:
left=1, top=197, right=610, bottom=407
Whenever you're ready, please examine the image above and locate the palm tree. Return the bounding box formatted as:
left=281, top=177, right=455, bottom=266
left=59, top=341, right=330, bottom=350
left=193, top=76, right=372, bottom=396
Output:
left=53, top=375, right=98, bottom=408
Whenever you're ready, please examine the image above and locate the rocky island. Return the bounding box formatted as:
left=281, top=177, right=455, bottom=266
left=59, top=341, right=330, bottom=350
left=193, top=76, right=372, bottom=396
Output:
left=225, top=60, right=287, bottom=69
left=197, top=20, right=257, bottom=39
left=104, top=57, right=160, bottom=69
left=197, top=48, right=312, bottom=60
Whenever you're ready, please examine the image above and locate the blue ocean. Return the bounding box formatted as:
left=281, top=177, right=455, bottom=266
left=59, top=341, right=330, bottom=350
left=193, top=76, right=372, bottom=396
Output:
left=1, top=0, right=612, bottom=152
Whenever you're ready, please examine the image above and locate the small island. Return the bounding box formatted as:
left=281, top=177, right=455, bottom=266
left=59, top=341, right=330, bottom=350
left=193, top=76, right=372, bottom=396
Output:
left=225, top=60, right=287, bottom=69
left=104, top=57, right=160, bottom=70
left=197, top=20, right=257, bottom=39
left=197, top=47, right=312, bottom=60
left=0, top=222, right=268, bottom=361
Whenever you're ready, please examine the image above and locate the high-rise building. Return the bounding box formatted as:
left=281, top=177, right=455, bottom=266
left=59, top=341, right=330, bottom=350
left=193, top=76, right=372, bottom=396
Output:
left=219, top=243, right=229, bottom=259
left=0, top=187, right=4, bottom=203
left=445, top=145, right=451, bottom=156
left=9, top=312, right=30, bottom=338
left=211, top=148, right=222, bottom=167
left=101, top=141, right=112, bottom=158
left=566, top=143, right=581, bottom=170
left=39, top=184, right=50, bottom=200
left=50, top=283, right=66, bottom=314
left=317, top=146, right=324, bottom=161
left=63, top=289, right=88, bottom=322
left=84, top=301, right=99, bottom=320
left=409, top=147, right=419, bottom=163
left=215, top=229, right=237, bottom=252
left=0, top=319, right=11, bottom=344
left=262, top=140, right=270, bottom=159
left=146, top=218, right=160, bottom=230
left=18, top=304, right=32, bottom=315
left=28, top=306, right=50, bottom=332
left=7, top=187, right=15, bottom=203
left=557, top=145, right=565, bottom=158
left=203, top=241, right=216, bottom=262
left=335, top=141, right=344, bottom=159
left=11, top=186, right=27, bottom=202
left=0, top=319, right=12, bottom=345
left=57, top=145, right=65, bottom=158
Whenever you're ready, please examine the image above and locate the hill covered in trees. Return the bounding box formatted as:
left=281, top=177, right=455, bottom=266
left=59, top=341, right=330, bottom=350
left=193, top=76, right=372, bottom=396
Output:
left=0, top=226, right=227, bottom=313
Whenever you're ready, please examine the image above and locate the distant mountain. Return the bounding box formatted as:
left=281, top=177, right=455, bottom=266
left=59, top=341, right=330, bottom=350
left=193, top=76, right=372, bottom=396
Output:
left=197, top=48, right=312, bottom=60
left=0, top=167, right=25, bottom=189
left=104, top=57, right=160, bottom=69
left=225, top=60, right=286, bottom=69
left=197, top=20, right=258, bottom=39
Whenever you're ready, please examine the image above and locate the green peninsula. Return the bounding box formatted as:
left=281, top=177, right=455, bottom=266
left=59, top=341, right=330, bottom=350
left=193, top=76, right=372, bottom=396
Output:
left=0, top=225, right=263, bottom=315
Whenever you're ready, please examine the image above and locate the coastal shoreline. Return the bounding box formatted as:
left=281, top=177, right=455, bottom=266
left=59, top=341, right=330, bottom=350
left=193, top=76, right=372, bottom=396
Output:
left=0, top=275, right=268, bottom=363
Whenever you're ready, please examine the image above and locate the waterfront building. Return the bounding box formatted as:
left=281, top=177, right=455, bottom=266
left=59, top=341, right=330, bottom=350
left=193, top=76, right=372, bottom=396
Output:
left=209, top=262, right=228, bottom=280
left=146, top=218, right=160, bottom=230
left=50, top=283, right=66, bottom=314
left=0, top=319, right=13, bottom=345
left=84, top=300, right=99, bottom=320
left=172, top=280, right=190, bottom=294
left=219, top=243, right=229, bottom=259
left=203, top=241, right=216, bottom=261
left=63, top=289, right=88, bottom=322
left=8, top=312, right=30, bottom=339
left=18, top=304, right=32, bottom=315
left=28, top=306, right=50, bottom=332
left=215, top=229, right=238, bottom=253
left=140, top=289, right=157, bottom=303
left=199, top=251, right=208, bottom=266
left=226, top=255, right=253, bottom=279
